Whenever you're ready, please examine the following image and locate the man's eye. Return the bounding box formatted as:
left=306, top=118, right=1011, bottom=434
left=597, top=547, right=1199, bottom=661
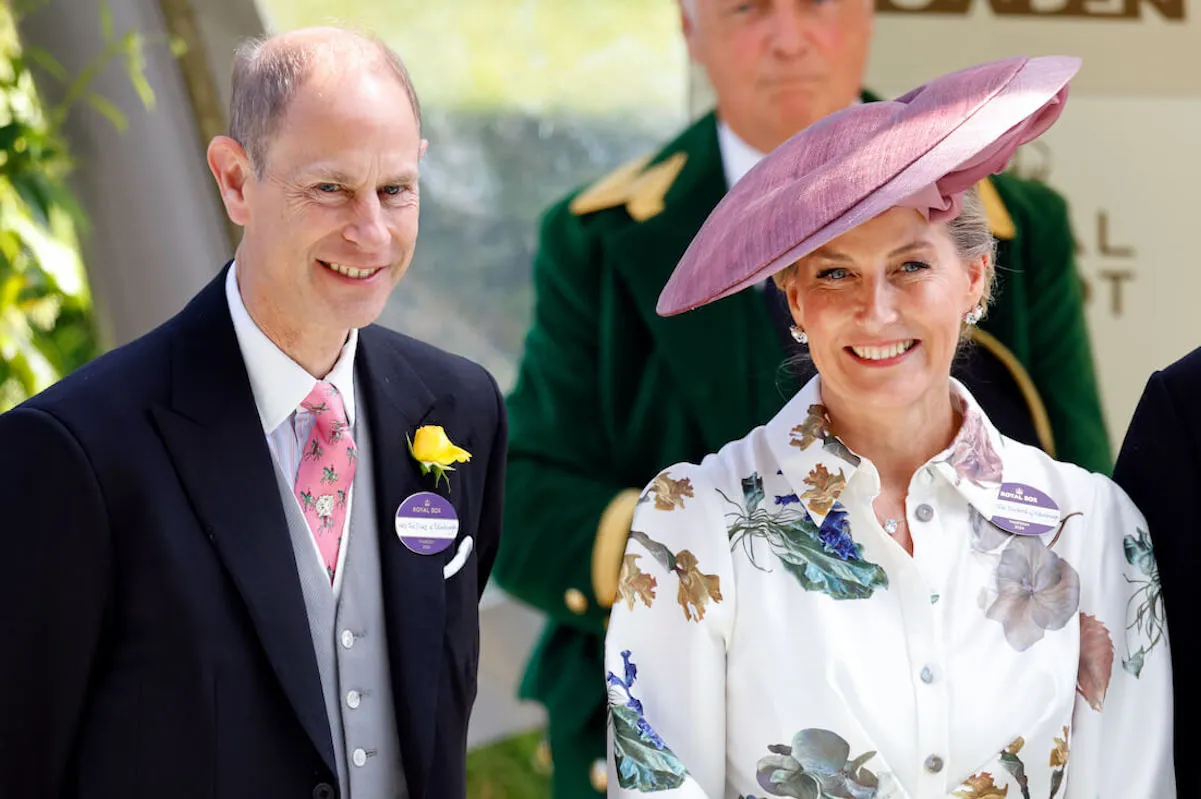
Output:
left=317, top=183, right=340, bottom=193
left=381, top=185, right=402, bottom=196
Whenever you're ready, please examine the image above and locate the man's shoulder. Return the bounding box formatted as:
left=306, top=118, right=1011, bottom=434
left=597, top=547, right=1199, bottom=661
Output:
left=17, top=315, right=176, bottom=423
left=1157, top=346, right=1201, bottom=397
left=359, top=325, right=497, bottom=397
left=541, top=113, right=720, bottom=237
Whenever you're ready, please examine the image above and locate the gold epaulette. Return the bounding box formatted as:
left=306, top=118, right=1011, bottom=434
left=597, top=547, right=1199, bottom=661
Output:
left=979, top=177, right=1016, bottom=240
left=568, top=152, right=688, bottom=222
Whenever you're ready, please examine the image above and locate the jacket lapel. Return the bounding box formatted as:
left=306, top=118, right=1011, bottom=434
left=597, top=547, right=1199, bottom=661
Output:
left=149, top=266, right=336, bottom=775
left=355, top=328, right=446, bottom=799
left=608, top=115, right=793, bottom=451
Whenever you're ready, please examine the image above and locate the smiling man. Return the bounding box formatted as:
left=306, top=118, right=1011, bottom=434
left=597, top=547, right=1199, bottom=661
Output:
left=494, top=1, right=1109, bottom=795
left=0, top=27, right=506, bottom=799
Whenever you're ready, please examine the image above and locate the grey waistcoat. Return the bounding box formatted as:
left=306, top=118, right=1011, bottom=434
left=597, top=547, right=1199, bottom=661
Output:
left=274, top=416, right=408, bottom=799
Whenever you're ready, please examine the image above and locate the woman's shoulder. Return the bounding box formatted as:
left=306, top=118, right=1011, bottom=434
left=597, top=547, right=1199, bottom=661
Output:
left=654, top=425, right=780, bottom=497
left=995, top=433, right=1141, bottom=532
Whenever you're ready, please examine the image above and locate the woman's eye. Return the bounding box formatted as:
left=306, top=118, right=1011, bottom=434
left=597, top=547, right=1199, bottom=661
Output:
left=900, top=260, right=930, bottom=273
left=817, top=268, right=850, bottom=281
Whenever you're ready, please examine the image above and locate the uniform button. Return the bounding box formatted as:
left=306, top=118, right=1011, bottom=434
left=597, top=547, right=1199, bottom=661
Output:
left=341, top=630, right=355, bottom=649
left=346, top=690, right=361, bottom=709
left=590, top=759, right=608, bottom=793
left=565, top=588, right=589, bottom=615
left=312, top=783, right=335, bottom=799
left=533, top=739, right=553, bottom=774
left=924, top=754, right=944, bottom=773
left=352, top=748, right=368, bottom=767
left=920, top=666, right=934, bottom=684
left=915, top=504, right=934, bottom=523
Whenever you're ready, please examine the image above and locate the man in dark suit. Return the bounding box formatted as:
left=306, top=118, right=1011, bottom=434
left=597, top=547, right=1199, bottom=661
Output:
left=1113, top=350, right=1197, bottom=787
left=0, top=27, right=505, bottom=799
left=494, top=1, right=1109, bottom=795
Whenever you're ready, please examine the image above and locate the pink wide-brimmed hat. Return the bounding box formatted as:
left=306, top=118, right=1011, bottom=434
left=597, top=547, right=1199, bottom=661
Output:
left=656, top=55, right=1080, bottom=316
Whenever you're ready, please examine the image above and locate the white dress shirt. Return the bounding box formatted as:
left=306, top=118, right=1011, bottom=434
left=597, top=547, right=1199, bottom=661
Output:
left=716, top=121, right=766, bottom=190
left=605, top=375, right=1174, bottom=798
left=225, top=263, right=359, bottom=595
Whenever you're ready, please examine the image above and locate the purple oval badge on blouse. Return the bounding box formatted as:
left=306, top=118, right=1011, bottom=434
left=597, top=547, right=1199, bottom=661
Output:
left=990, top=482, right=1060, bottom=536
left=395, top=491, right=459, bottom=555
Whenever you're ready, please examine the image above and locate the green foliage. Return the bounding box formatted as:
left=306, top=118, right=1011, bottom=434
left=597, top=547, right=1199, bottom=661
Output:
left=466, top=729, right=551, bottom=799
left=1, top=1, right=159, bottom=410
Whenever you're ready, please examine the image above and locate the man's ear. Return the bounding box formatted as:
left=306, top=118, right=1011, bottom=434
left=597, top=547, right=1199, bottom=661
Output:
left=207, top=136, right=255, bottom=227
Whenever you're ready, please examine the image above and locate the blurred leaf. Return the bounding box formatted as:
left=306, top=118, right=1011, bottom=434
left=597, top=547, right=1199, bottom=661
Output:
left=168, top=35, right=188, bottom=58
left=98, top=0, right=114, bottom=42
left=121, top=31, right=155, bottom=110
left=82, top=91, right=127, bottom=131
left=21, top=45, right=69, bottom=82
left=2, top=1, right=107, bottom=401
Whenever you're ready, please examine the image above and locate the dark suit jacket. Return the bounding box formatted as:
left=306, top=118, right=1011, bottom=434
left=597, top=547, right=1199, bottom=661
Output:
left=0, top=266, right=507, bottom=799
left=1113, top=347, right=1201, bottom=786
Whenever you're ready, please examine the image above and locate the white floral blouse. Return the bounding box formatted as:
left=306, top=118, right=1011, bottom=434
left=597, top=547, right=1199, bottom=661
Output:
left=604, top=376, right=1174, bottom=798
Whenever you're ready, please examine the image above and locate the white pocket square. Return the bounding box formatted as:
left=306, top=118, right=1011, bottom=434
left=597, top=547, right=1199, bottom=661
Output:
left=443, top=535, right=474, bottom=579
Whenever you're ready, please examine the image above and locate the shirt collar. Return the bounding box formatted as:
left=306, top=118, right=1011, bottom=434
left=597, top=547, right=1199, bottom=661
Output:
left=717, top=98, right=865, bottom=190
left=225, top=262, right=359, bottom=434
left=716, top=121, right=766, bottom=190
left=764, top=375, right=1008, bottom=528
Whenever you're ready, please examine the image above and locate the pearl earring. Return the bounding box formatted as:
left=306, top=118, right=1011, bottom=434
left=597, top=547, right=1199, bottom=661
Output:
left=789, top=325, right=808, bottom=345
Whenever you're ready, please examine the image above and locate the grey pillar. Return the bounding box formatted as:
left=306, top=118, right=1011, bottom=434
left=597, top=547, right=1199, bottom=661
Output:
left=14, top=0, right=264, bottom=348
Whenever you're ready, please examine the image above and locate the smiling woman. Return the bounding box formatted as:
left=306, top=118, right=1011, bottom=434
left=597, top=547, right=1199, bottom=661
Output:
left=608, top=56, right=1176, bottom=798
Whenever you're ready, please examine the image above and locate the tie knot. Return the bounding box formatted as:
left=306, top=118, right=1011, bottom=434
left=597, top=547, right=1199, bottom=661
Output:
left=300, top=382, right=349, bottom=437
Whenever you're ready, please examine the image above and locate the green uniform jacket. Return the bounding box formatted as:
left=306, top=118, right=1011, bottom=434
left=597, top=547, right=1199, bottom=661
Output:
left=494, top=112, right=1109, bottom=797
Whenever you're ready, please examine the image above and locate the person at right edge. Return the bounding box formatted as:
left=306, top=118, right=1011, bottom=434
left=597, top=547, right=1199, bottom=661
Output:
left=494, top=2, right=1111, bottom=795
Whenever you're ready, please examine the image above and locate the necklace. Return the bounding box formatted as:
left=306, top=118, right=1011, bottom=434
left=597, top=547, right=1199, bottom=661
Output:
left=883, top=518, right=900, bottom=536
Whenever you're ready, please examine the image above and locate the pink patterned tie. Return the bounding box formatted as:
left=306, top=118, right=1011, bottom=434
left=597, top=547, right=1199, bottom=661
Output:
left=294, top=382, right=357, bottom=583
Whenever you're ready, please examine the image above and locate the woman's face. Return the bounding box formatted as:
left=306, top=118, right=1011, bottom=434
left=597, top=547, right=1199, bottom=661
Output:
left=784, top=206, right=986, bottom=414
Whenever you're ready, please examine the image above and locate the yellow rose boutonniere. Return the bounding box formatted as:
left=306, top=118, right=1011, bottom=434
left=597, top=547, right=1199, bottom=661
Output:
left=407, top=425, right=472, bottom=490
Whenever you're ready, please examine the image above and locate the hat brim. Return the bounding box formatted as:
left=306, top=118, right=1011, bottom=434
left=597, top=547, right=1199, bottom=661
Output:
left=656, top=55, right=1081, bottom=317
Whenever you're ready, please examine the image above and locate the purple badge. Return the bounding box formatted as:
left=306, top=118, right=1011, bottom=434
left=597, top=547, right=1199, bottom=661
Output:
left=395, top=491, right=459, bottom=555
left=990, top=482, right=1060, bottom=536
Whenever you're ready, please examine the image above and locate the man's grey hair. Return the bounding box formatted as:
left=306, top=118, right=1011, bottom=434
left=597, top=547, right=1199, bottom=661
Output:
left=228, top=30, right=423, bottom=176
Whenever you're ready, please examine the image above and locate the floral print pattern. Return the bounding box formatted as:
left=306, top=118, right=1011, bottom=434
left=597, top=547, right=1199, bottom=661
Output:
left=940, top=402, right=1003, bottom=488
left=626, top=530, right=723, bottom=620
left=606, top=650, right=688, bottom=791
left=788, top=403, right=860, bottom=467
left=956, top=731, right=1070, bottom=799
left=801, top=464, right=846, bottom=517
left=724, top=472, right=887, bottom=600
left=605, top=376, right=1174, bottom=798
left=644, top=471, right=695, bottom=511
left=1076, top=613, right=1114, bottom=711
left=983, top=535, right=1080, bottom=651
left=617, top=553, right=658, bottom=611
left=753, top=728, right=881, bottom=798
left=1122, top=527, right=1165, bottom=677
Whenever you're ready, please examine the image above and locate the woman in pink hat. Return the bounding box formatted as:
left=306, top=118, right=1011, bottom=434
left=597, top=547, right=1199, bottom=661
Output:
left=603, top=57, right=1173, bottom=798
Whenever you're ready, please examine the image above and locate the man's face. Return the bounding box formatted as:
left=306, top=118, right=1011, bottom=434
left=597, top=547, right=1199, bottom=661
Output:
left=236, top=64, right=425, bottom=341
left=684, top=0, right=874, bottom=153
